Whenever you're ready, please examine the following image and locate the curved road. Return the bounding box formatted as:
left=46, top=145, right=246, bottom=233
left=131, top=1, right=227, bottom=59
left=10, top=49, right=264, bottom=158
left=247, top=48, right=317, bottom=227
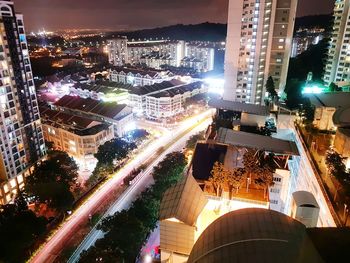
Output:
left=30, top=109, right=213, bottom=263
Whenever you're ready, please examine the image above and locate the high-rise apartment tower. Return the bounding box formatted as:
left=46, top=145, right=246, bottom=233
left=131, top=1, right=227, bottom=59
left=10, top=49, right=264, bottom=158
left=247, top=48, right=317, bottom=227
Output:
left=324, top=0, right=350, bottom=86
left=223, top=0, right=298, bottom=104
left=107, top=37, right=128, bottom=66
left=0, top=1, right=46, bottom=204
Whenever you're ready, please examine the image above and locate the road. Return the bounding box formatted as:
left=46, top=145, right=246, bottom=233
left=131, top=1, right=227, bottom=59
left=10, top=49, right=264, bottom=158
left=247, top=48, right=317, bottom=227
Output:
left=30, top=109, right=213, bottom=263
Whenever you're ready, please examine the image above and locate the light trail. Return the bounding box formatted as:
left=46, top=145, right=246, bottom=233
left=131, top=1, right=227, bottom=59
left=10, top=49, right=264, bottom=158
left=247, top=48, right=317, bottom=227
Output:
left=30, top=109, right=213, bottom=263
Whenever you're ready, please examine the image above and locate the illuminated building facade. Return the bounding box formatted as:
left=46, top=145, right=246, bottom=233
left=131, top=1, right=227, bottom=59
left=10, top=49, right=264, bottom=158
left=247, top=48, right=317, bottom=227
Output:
left=291, top=27, right=325, bottom=58
left=41, top=107, right=114, bottom=160
left=107, top=37, right=128, bottom=66
left=324, top=0, right=350, bottom=85
left=0, top=1, right=46, bottom=204
left=108, top=39, right=215, bottom=72
left=109, top=67, right=173, bottom=86
left=224, top=0, right=298, bottom=104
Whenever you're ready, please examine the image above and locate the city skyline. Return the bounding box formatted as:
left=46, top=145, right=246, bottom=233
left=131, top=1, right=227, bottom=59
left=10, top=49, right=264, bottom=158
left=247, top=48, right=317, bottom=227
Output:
left=14, top=0, right=335, bottom=31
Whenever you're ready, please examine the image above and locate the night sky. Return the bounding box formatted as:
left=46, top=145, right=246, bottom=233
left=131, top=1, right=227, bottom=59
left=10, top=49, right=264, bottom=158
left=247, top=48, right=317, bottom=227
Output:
left=14, top=0, right=335, bottom=31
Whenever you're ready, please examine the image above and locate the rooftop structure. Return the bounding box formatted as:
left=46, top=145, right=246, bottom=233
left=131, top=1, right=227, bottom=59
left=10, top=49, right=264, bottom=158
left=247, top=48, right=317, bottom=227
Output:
left=40, top=106, right=108, bottom=136
left=209, top=99, right=270, bottom=116
left=332, top=105, right=350, bottom=128
left=160, top=174, right=208, bottom=227
left=187, top=208, right=323, bottom=263
left=307, top=92, right=350, bottom=131
left=216, top=128, right=300, bottom=156
left=53, top=95, right=133, bottom=136
left=54, top=95, right=129, bottom=120
left=307, top=92, right=350, bottom=108
left=40, top=105, right=114, bottom=160
left=129, top=79, right=185, bottom=96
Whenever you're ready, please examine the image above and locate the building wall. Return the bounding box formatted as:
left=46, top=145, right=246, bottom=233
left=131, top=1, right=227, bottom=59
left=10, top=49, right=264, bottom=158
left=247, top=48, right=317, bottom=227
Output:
left=160, top=220, right=196, bottom=256
left=277, top=126, right=337, bottom=227
left=42, top=124, right=114, bottom=159
left=223, top=0, right=297, bottom=104
left=313, top=106, right=336, bottom=130
left=0, top=1, right=46, bottom=204
left=107, top=38, right=128, bottom=66
left=269, top=169, right=291, bottom=213
left=324, top=0, right=350, bottom=85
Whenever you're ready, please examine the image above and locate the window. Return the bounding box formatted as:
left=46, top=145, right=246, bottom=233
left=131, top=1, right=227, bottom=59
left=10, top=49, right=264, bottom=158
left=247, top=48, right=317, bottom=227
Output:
left=270, top=188, right=280, bottom=194
left=273, top=177, right=281, bottom=182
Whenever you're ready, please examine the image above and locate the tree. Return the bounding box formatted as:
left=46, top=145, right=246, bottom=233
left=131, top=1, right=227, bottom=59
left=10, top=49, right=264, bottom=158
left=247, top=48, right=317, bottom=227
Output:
left=94, top=138, right=137, bottom=166
left=25, top=151, right=78, bottom=212
left=96, top=210, right=148, bottom=262
left=126, top=129, right=149, bottom=142
left=325, top=150, right=346, bottom=180
left=254, top=165, right=274, bottom=199
left=152, top=152, right=187, bottom=195
left=325, top=150, right=350, bottom=200
left=185, top=131, right=205, bottom=150
left=266, top=76, right=277, bottom=100
left=329, top=82, right=339, bottom=92
left=227, top=168, right=246, bottom=194
left=209, top=162, right=228, bottom=196
left=254, top=152, right=276, bottom=198
left=243, top=149, right=258, bottom=181
left=130, top=190, right=160, bottom=231
left=0, top=195, right=47, bottom=263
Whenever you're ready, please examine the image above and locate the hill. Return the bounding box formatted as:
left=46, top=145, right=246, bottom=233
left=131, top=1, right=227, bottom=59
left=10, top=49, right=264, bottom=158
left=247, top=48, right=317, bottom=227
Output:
left=107, top=22, right=227, bottom=42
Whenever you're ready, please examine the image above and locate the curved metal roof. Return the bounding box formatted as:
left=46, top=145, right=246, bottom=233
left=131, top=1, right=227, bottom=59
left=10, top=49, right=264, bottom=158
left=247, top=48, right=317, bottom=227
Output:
left=188, top=208, right=323, bottom=263
left=333, top=106, right=350, bottom=128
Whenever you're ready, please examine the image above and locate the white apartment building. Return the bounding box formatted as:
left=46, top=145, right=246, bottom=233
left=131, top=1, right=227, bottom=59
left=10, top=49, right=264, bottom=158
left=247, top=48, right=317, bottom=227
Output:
left=108, top=39, right=215, bottom=72
left=109, top=67, right=173, bottom=86
left=41, top=108, right=114, bottom=160
left=129, top=80, right=206, bottom=118
left=0, top=1, right=46, bottom=205
left=182, top=43, right=215, bottom=72
left=324, top=0, right=350, bottom=85
left=224, top=0, right=298, bottom=104
left=107, top=37, right=128, bottom=66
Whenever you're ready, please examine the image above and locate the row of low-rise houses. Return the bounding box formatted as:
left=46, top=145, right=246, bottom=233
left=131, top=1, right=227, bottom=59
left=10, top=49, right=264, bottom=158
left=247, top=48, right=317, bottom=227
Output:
left=38, top=95, right=133, bottom=167
left=108, top=66, right=174, bottom=86
left=40, top=105, right=115, bottom=160
left=41, top=70, right=207, bottom=119
left=128, top=79, right=207, bottom=118
left=107, top=38, right=216, bottom=72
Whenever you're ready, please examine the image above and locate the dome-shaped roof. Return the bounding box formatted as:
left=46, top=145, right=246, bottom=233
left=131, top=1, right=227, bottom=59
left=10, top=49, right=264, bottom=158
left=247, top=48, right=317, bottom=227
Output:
left=333, top=105, right=350, bottom=128
left=188, top=208, right=322, bottom=263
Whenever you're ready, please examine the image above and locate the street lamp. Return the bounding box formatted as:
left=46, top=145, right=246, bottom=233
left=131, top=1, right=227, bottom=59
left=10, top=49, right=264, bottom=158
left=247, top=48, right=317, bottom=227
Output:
left=144, top=254, right=152, bottom=263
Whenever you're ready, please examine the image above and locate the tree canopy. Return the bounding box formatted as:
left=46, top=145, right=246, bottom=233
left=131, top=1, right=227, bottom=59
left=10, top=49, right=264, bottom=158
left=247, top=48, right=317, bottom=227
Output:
left=25, top=151, right=78, bottom=212
left=94, top=138, right=137, bottom=166
left=0, top=195, right=47, bottom=263
left=266, top=76, right=277, bottom=100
